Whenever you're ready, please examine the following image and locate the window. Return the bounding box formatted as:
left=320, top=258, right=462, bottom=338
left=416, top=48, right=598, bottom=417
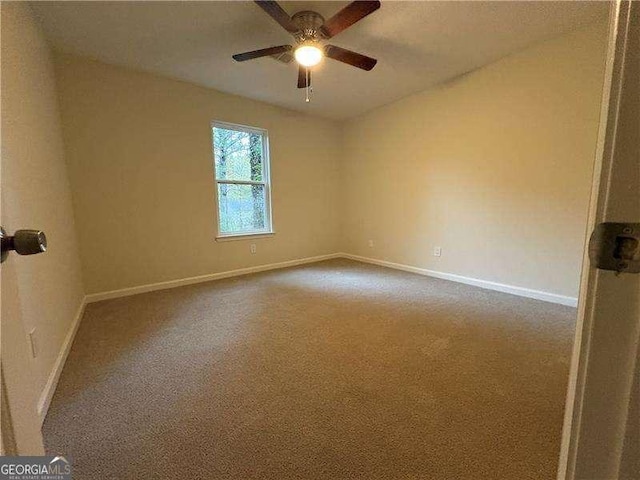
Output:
left=212, top=122, right=273, bottom=238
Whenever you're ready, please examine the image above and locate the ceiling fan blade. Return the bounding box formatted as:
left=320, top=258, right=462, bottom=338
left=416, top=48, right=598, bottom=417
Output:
left=320, top=1, right=380, bottom=38
left=254, top=1, right=299, bottom=35
left=273, top=51, right=294, bottom=64
left=233, top=45, right=292, bottom=62
left=297, top=66, right=311, bottom=89
left=324, top=45, right=377, bottom=71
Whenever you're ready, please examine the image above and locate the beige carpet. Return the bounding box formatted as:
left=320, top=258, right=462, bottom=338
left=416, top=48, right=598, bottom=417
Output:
left=43, top=259, right=576, bottom=479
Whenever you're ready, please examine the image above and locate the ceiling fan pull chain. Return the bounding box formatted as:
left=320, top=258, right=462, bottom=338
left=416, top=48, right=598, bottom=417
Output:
left=305, top=69, right=311, bottom=103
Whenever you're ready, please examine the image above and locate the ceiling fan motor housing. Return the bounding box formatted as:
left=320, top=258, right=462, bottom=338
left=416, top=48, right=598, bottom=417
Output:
left=291, top=11, right=325, bottom=44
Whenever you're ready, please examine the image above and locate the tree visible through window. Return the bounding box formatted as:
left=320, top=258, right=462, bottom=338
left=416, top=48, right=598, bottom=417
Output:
left=212, top=122, right=272, bottom=236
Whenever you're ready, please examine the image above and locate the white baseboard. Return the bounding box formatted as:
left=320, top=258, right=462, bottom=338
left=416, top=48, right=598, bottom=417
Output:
left=340, top=253, right=578, bottom=307
left=37, top=298, right=86, bottom=425
left=85, top=251, right=578, bottom=307
left=85, top=253, right=343, bottom=303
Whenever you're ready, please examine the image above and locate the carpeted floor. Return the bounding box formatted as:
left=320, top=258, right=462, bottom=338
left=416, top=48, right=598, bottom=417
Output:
left=43, top=259, right=576, bottom=479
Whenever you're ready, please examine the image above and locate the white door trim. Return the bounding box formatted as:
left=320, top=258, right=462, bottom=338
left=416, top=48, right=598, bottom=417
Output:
left=557, top=1, right=639, bottom=478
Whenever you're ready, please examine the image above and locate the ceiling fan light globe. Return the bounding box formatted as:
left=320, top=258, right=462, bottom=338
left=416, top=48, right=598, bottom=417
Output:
left=294, top=45, right=323, bottom=67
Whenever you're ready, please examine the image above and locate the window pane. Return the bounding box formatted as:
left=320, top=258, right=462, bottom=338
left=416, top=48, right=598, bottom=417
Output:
left=217, top=183, right=267, bottom=234
left=213, top=127, right=263, bottom=182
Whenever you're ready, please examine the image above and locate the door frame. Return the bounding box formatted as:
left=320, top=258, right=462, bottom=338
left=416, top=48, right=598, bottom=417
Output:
left=557, top=1, right=639, bottom=478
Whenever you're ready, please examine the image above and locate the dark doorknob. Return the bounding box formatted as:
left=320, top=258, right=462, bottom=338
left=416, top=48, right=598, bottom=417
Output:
left=0, top=227, right=47, bottom=263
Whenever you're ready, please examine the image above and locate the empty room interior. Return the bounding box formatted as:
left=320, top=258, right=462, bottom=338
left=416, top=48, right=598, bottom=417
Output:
left=2, top=0, right=632, bottom=478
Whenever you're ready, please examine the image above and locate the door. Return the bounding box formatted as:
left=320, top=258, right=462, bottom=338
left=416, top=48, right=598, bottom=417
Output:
left=1, top=255, right=46, bottom=455
left=0, top=154, right=47, bottom=452
left=558, top=1, right=639, bottom=478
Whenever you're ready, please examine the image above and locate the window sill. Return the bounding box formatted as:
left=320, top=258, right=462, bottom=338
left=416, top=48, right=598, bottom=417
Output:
left=215, top=232, right=275, bottom=242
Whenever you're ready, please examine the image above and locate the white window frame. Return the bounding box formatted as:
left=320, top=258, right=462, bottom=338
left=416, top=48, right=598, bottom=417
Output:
left=211, top=121, right=274, bottom=240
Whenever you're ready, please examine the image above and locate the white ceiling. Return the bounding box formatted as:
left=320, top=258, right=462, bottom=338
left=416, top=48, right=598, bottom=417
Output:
left=31, top=1, right=608, bottom=120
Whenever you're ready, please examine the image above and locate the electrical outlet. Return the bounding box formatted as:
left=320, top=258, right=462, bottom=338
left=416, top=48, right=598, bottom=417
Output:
left=368, top=240, right=374, bottom=248
left=433, top=246, right=442, bottom=257
left=250, top=243, right=257, bottom=254
left=28, top=328, right=37, bottom=358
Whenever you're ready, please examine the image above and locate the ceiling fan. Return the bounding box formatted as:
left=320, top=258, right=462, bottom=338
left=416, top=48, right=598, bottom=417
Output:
left=232, top=1, right=380, bottom=98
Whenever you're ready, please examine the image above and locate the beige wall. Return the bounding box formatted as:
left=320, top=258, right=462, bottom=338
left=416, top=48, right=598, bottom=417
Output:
left=54, top=54, right=342, bottom=294
left=53, top=22, right=607, bottom=299
left=1, top=1, right=84, bottom=445
left=341, top=22, right=608, bottom=299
